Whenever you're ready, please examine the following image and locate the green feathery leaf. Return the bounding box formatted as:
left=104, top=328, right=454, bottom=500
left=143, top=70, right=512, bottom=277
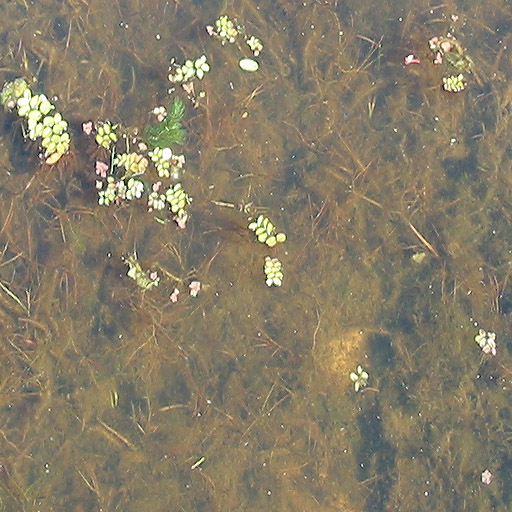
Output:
left=143, top=97, right=186, bottom=149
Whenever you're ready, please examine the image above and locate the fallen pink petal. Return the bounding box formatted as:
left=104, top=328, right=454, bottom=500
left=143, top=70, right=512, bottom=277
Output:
left=481, top=469, right=492, bottom=485
left=170, top=288, right=180, bottom=303
left=82, top=121, right=93, bottom=135
left=404, top=54, right=421, bottom=65
left=174, top=214, right=188, bottom=229
left=440, top=40, right=453, bottom=53
left=182, top=81, right=195, bottom=96
left=95, top=160, right=109, bottom=178
left=189, top=281, right=201, bottom=297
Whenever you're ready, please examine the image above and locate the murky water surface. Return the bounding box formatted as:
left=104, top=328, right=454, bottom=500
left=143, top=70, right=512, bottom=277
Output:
left=0, top=1, right=511, bottom=510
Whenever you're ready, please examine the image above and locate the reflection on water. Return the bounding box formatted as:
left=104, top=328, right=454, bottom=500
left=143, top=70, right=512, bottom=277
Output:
left=0, top=0, right=511, bottom=510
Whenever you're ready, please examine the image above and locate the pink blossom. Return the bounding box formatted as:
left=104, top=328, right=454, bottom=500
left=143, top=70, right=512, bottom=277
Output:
left=189, top=281, right=201, bottom=297
left=440, top=40, right=453, bottom=53
left=152, top=106, right=167, bottom=123
left=170, top=288, right=180, bottom=302
left=404, top=54, right=421, bottom=65
left=82, top=121, right=93, bottom=135
left=174, top=214, right=188, bottom=230
left=95, top=160, right=109, bottom=178
left=428, top=36, right=439, bottom=49
left=481, top=469, right=492, bottom=485
left=182, top=81, right=195, bottom=96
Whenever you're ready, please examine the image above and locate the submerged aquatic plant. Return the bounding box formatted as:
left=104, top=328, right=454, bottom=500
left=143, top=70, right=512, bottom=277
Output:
left=143, top=97, right=186, bottom=150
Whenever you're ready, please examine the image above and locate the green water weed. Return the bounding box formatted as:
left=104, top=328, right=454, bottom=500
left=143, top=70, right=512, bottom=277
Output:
left=143, top=96, right=186, bottom=150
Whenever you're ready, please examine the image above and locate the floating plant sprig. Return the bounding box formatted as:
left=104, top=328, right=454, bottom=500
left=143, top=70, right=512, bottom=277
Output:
left=264, top=256, right=283, bottom=287
left=97, top=176, right=144, bottom=206
left=207, top=14, right=263, bottom=56
left=209, top=15, right=239, bottom=44
left=95, top=121, right=118, bottom=149
left=206, top=14, right=263, bottom=72
left=114, top=152, right=149, bottom=178
left=442, top=73, right=466, bottom=93
left=475, top=328, right=497, bottom=356
left=0, top=77, right=71, bottom=164
left=349, top=365, right=369, bottom=392
left=168, top=55, right=210, bottom=83
left=428, top=33, right=473, bottom=93
left=148, top=146, right=185, bottom=179
left=166, top=183, right=192, bottom=220
left=123, top=253, right=160, bottom=291
left=143, top=96, right=186, bottom=149
left=248, top=214, right=286, bottom=247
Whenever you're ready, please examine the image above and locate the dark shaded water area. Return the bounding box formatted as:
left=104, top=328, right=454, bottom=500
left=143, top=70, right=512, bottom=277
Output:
left=0, top=0, right=512, bottom=510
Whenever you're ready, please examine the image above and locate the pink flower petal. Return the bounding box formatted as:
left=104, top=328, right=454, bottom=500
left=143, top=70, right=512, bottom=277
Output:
left=174, top=214, right=188, bottom=230
left=440, top=41, right=453, bottom=53
left=95, top=160, right=109, bottom=178
left=82, top=121, right=93, bottom=135
left=404, top=54, right=421, bottom=65
left=170, top=288, right=180, bottom=302
left=189, top=281, right=201, bottom=297
left=481, top=469, right=492, bottom=485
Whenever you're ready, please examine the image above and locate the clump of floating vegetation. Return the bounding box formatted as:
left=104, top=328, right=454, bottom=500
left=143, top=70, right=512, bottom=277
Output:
left=0, top=77, right=71, bottom=164
left=143, top=96, right=186, bottom=149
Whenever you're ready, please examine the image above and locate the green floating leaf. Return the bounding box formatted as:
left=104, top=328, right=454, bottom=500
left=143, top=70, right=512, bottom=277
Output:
left=143, top=97, right=186, bottom=149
